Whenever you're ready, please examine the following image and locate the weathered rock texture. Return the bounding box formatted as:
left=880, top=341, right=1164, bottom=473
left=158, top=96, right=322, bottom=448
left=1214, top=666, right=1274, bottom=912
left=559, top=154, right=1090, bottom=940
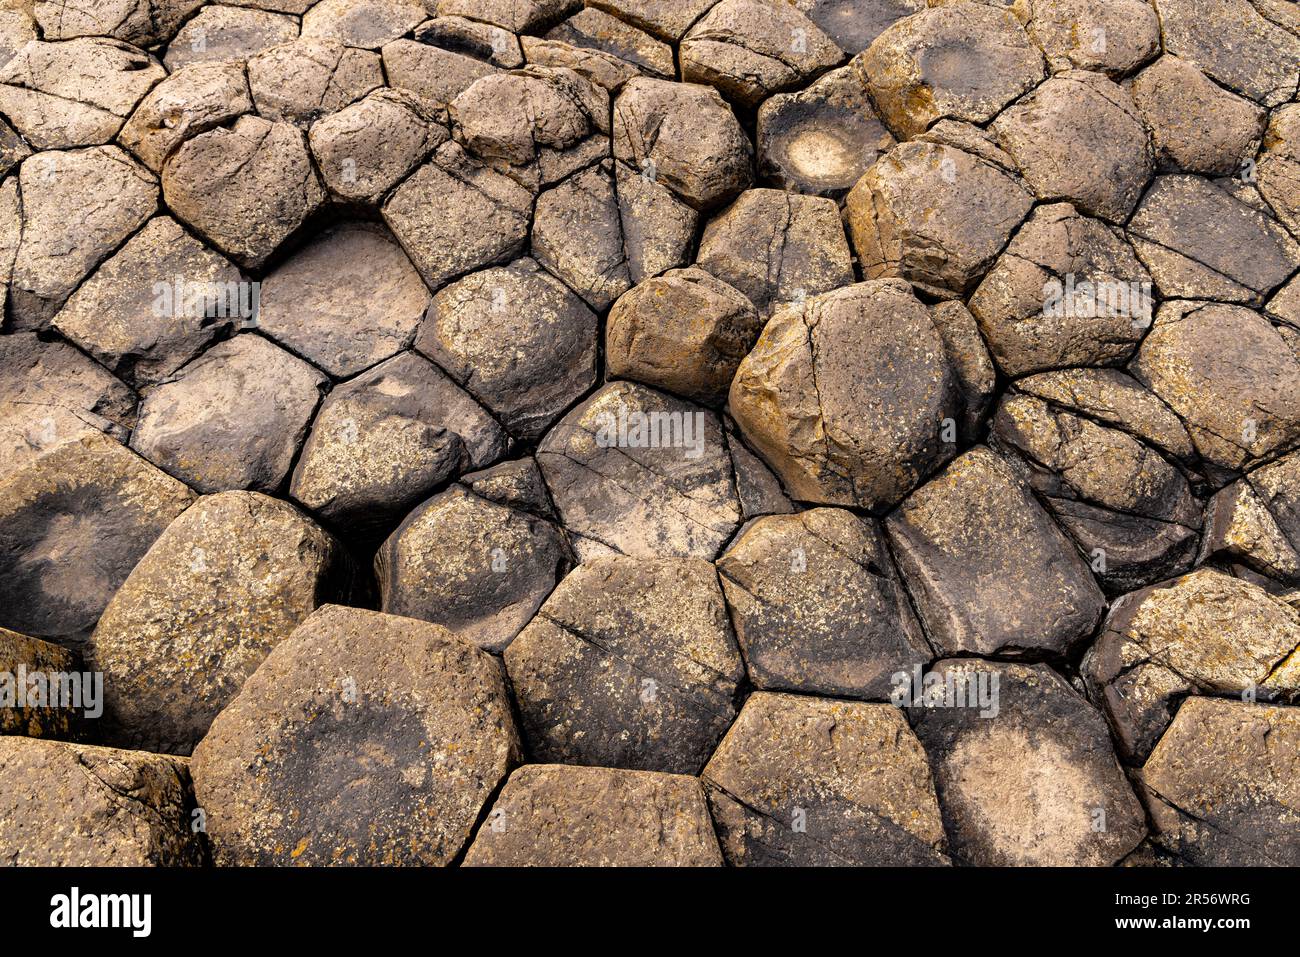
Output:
left=3, top=0, right=1297, bottom=870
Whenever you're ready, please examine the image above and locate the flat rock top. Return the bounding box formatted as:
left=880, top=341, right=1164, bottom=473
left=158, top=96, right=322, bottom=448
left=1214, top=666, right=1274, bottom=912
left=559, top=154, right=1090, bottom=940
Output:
left=2, top=0, right=1298, bottom=869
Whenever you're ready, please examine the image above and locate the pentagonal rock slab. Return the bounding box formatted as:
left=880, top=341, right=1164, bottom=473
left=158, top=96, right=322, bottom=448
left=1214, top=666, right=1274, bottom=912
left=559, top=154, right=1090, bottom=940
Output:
left=885, top=447, right=1107, bottom=657
left=118, top=60, right=254, bottom=173
left=0, top=333, right=136, bottom=475
left=0, top=432, right=194, bottom=641
left=1128, top=55, right=1266, bottom=177
left=89, top=490, right=353, bottom=754
left=1126, top=175, right=1300, bottom=305
left=449, top=65, right=608, bottom=189
left=191, top=604, right=519, bottom=865
left=532, top=162, right=630, bottom=310
left=1013, top=367, right=1196, bottom=465
left=909, top=660, right=1147, bottom=866
left=35, top=0, right=203, bottom=46
left=383, top=141, right=532, bottom=292
left=10, top=146, right=157, bottom=330
left=1015, top=0, right=1159, bottom=75
left=52, top=215, right=243, bottom=388
left=258, top=224, right=429, bottom=380
left=162, top=115, right=324, bottom=270
left=537, top=381, right=741, bottom=560
left=968, top=203, right=1152, bottom=377
left=247, top=38, right=382, bottom=127
left=0, top=37, right=164, bottom=149
left=614, top=160, right=699, bottom=283
left=1084, top=569, right=1300, bottom=762
left=164, top=5, right=298, bottom=71
left=1201, top=450, right=1300, bottom=583
left=375, top=486, right=570, bottom=652
left=991, top=393, right=1200, bottom=592
left=703, top=691, right=949, bottom=866
left=991, top=71, right=1153, bottom=223
left=301, top=0, right=425, bottom=49
left=418, top=257, right=598, bottom=440
left=545, top=7, right=674, bottom=80
left=131, top=335, right=327, bottom=495
left=505, top=556, right=744, bottom=773
left=717, top=508, right=930, bottom=699
left=1131, top=300, right=1300, bottom=475
left=729, top=280, right=963, bottom=509
left=1153, top=0, right=1300, bottom=107
left=309, top=89, right=447, bottom=205
left=612, top=77, right=752, bottom=211
left=464, top=765, right=723, bottom=866
left=289, top=353, right=507, bottom=533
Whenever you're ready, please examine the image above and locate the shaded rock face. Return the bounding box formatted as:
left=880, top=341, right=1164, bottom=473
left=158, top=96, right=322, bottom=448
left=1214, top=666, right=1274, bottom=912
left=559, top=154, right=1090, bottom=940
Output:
left=0, top=738, right=206, bottom=866
left=717, top=508, right=930, bottom=699
left=910, top=660, right=1147, bottom=866
left=729, top=280, right=964, bottom=510
left=885, top=447, right=1107, bottom=658
left=0, top=432, right=194, bottom=640
left=703, top=692, right=949, bottom=866
left=537, top=381, right=741, bottom=560
left=89, top=491, right=354, bottom=755
left=1139, top=698, right=1300, bottom=866
left=757, top=66, right=895, bottom=198
left=375, top=486, right=570, bottom=652
left=1084, top=569, right=1300, bottom=763
left=191, top=605, right=520, bottom=866
left=464, top=765, right=723, bottom=866
left=505, top=557, right=744, bottom=774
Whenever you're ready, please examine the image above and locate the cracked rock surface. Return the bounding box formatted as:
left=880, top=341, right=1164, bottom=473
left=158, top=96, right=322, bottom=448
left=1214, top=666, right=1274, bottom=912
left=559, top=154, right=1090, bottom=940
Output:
left=2, top=0, right=1299, bottom=869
